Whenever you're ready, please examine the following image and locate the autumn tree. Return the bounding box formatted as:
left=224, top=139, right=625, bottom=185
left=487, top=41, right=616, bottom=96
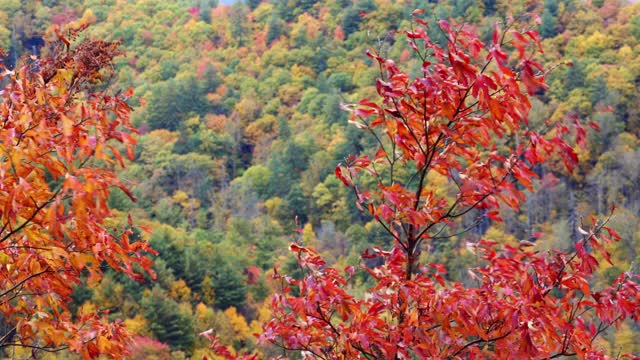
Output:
left=0, top=26, right=154, bottom=358
left=209, top=11, right=640, bottom=360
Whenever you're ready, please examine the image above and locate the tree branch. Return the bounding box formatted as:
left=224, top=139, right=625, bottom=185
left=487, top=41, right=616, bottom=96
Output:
left=0, top=268, right=52, bottom=299
left=448, top=331, right=512, bottom=358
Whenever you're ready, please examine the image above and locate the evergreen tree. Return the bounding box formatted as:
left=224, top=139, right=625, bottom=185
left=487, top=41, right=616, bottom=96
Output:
left=565, top=60, right=585, bottom=91
left=229, top=3, right=249, bottom=46
left=540, top=0, right=559, bottom=38
left=212, top=261, right=247, bottom=310
left=246, top=0, right=261, bottom=10
left=341, top=7, right=362, bottom=37
left=590, top=76, right=608, bottom=104
left=150, top=229, right=187, bottom=280
left=142, top=286, right=196, bottom=352
left=540, top=9, right=558, bottom=38
left=266, top=15, right=285, bottom=44
left=198, top=0, right=218, bottom=23
left=146, top=76, right=209, bottom=131
left=285, top=184, right=309, bottom=224
left=483, top=0, right=497, bottom=15
left=630, top=16, right=640, bottom=40
left=322, top=94, right=348, bottom=124
left=545, top=0, right=559, bottom=16
left=268, top=140, right=309, bottom=196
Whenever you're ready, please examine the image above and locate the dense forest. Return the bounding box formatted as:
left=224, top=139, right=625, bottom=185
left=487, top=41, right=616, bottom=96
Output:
left=1, top=0, right=640, bottom=358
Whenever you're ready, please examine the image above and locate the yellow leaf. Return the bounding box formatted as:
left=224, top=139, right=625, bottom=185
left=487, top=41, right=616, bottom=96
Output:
left=69, top=253, right=85, bottom=270
left=62, top=114, right=73, bottom=137
left=97, top=336, right=110, bottom=353
left=0, top=252, right=10, bottom=265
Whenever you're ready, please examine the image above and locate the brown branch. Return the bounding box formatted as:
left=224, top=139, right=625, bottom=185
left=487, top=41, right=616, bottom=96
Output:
left=448, top=331, right=512, bottom=358
left=542, top=253, right=577, bottom=297
left=0, top=342, right=69, bottom=353
left=549, top=351, right=577, bottom=359
left=269, top=340, right=329, bottom=360
left=0, top=268, right=52, bottom=299
left=0, top=186, right=62, bottom=244
left=0, top=327, right=16, bottom=347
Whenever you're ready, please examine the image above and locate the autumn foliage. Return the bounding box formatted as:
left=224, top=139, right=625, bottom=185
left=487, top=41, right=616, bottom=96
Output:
left=0, top=26, right=154, bottom=358
left=209, top=12, right=640, bottom=360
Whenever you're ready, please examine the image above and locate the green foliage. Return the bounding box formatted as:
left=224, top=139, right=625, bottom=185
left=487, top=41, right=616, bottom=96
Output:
left=341, top=7, right=362, bottom=37
left=631, top=15, right=640, bottom=40
left=266, top=15, right=286, bottom=44
left=210, top=258, right=247, bottom=309
left=150, top=228, right=187, bottom=279
left=145, top=76, right=210, bottom=131
left=540, top=9, right=558, bottom=38
left=453, top=0, right=482, bottom=22
left=142, top=286, right=196, bottom=352
left=267, top=140, right=310, bottom=196
left=327, top=72, right=353, bottom=92
left=540, top=0, right=560, bottom=38
left=240, top=165, right=273, bottom=199
left=199, top=0, right=218, bottom=23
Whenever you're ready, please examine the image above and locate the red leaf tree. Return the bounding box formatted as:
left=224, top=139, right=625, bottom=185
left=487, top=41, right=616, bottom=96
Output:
left=0, top=26, right=155, bottom=358
left=212, top=14, right=640, bottom=360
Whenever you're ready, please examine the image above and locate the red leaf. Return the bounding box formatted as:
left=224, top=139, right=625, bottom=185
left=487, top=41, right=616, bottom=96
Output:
left=289, top=243, right=307, bottom=253
left=486, top=210, right=503, bottom=222
left=335, top=166, right=353, bottom=187
left=588, top=121, right=601, bottom=131
left=604, top=227, right=621, bottom=241
left=492, top=22, right=501, bottom=46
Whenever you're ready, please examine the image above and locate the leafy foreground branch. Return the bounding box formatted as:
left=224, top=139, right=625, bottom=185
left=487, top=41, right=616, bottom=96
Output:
left=206, top=12, right=640, bottom=360
left=0, top=25, right=155, bottom=358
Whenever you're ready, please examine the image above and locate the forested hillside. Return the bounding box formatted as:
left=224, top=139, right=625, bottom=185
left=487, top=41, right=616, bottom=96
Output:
left=2, top=0, right=640, bottom=358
